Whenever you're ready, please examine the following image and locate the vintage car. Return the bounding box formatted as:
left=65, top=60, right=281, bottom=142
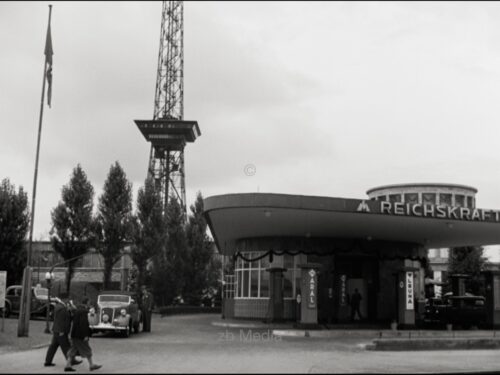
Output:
left=3, top=284, right=55, bottom=319
left=423, top=293, right=487, bottom=329
left=89, top=291, right=142, bottom=337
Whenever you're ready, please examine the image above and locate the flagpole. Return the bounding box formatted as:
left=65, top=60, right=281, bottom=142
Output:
left=18, top=4, right=53, bottom=337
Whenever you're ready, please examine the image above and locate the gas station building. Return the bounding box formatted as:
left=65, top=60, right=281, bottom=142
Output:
left=204, top=183, right=500, bottom=327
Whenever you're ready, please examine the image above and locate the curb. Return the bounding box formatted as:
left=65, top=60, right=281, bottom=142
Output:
left=369, top=338, right=500, bottom=351
left=211, top=321, right=265, bottom=329
left=272, top=330, right=307, bottom=337
left=272, top=329, right=383, bottom=339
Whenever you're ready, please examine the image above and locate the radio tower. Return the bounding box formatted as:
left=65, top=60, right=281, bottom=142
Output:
left=135, top=1, right=201, bottom=217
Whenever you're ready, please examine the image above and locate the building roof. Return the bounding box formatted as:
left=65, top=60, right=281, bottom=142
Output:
left=204, top=193, right=500, bottom=255
left=366, top=183, right=478, bottom=195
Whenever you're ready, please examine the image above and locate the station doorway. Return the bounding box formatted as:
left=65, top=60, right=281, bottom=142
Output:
left=316, top=255, right=379, bottom=325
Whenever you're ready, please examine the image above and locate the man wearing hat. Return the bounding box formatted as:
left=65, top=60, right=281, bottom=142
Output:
left=44, top=297, right=82, bottom=367
left=140, top=285, right=154, bottom=332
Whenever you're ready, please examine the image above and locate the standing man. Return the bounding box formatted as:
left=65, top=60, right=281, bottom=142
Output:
left=350, top=288, right=363, bottom=322
left=64, top=297, right=101, bottom=372
left=140, top=285, right=154, bottom=332
left=44, top=298, right=82, bottom=367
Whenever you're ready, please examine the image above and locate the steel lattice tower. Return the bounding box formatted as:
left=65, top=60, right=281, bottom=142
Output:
left=135, top=1, right=200, bottom=217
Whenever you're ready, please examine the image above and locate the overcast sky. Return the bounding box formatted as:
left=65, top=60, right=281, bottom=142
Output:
left=2, top=2, right=500, bottom=260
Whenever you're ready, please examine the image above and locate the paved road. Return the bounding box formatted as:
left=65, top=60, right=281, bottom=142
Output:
left=1, top=314, right=500, bottom=373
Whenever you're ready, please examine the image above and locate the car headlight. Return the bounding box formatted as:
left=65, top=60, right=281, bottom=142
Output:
left=120, top=309, right=126, bottom=317
left=102, top=314, right=110, bottom=323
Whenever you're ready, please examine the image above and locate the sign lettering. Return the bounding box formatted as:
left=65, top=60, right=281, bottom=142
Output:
left=307, top=269, right=317, bottom=309
left=374, top=201, right=500, bottom=223
left=406, top=272, right=414, bottom=310
left=340, top=275, right=347, bottom=306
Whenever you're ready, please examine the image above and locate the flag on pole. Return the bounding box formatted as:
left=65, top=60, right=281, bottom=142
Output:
left=44, top=15, right=53, bottom=108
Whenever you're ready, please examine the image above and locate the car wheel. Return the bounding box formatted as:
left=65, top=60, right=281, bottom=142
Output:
left=123, top=324, right=131, bottom=338
left=3, top=304, right=11, bottom=318
left=133, top=321, right=140, bottom=334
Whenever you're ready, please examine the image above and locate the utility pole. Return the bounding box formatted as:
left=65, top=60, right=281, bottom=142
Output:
left=18, top=4, right=53, bottom=337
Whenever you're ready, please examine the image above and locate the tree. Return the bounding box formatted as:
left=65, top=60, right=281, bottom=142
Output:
left=95, top=162, right=133, bottom=290
left=183, top=192, right=216, bottom=305
left=447, top=246, right=487, bottom=295
left=131, top=178, right=165, bottom=292
left=0, top=179, right=29, bottom=286
left=50, top=165, right=95, bottom=294
left=152, top=198, right=187, bottom=306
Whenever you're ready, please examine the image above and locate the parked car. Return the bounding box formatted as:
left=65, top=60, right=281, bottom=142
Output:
left=423, top=293, right=487, bottom=329
left=89, top=291, right=142, bottom=337
left=3, top=284, right=55, bottom=319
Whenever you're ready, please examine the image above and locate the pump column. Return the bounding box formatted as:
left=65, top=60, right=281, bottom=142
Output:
left=298, top=263, right=322, bottom=328
left=482, top=271, right=500, bottom=328
left=397, top=266, right=418, bottom=329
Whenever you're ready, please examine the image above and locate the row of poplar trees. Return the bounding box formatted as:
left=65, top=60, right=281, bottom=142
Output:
left=0, top=162, right=218, bottom=306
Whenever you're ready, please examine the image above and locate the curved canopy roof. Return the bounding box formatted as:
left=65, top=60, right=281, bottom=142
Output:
left=204, top=193, right=500, bottom=255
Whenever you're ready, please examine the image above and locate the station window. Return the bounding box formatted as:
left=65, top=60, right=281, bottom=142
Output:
left=422, top=193, right=436, bottom=205
left=467, top=196, right=474, bottom=208
left=389, top=194, right=402, bottom=203
left=455, top=195, right=465, bottom=207
left=234, top=252, right=302, bottom=299
left=404, top=193, right=418, bottom=204
left=440, top=194, right=452, bottom=206
left=223, top=275, right=236, bottom=299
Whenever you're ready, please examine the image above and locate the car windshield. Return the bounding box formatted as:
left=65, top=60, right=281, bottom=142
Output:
left=98, top=295, right=129, bottom=303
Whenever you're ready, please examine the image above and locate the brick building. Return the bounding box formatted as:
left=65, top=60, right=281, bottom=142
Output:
left=31, top=241, right=133, bottom=299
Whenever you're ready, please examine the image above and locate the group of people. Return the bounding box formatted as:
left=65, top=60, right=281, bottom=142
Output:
left=43, top=285, right=154, bottom=372
left=44, top=297, right=102, bottom=372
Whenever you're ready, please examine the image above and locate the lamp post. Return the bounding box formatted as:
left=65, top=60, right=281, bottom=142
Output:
left=44, top=271, right=54, bottom=334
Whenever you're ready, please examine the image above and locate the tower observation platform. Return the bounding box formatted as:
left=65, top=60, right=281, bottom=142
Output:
left=134, top=119, right=201, bottom=152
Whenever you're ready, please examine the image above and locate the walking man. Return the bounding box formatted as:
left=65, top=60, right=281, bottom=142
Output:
left=350, top=288, right=363, bottom=322
left=140, top=285, right=154, bottom=332
left=64, top=297, right=101, bottom=372
left=44, top=298, right=82, bottom=367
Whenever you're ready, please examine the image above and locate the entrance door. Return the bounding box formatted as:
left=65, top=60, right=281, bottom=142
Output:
left=347, top=279, right=367, bottom=321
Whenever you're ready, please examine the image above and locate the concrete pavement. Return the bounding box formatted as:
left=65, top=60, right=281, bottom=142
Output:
left=1, top=314, right=500, bottom=373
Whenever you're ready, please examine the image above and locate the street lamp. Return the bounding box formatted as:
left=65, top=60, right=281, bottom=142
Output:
left=44, top=271, right=54, bottom=334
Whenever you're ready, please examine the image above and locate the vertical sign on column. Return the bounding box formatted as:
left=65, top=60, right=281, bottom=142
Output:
left=406, top=271, right=414, bottom=310
left=340, top=274, right=347, bottom=306
left=308, top=269, right=317, bottom=309
left=0, top=271, right=6, bottom=332
left=0, top=271, right=6, bottom=309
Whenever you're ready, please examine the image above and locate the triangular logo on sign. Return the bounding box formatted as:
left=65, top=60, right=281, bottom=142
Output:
left=357, top=200, right=371, bottom=213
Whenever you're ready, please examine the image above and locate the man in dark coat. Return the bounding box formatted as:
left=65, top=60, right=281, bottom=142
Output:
left=64, top=298, right=101, bottom=372
left=140, top=285, right=154, bottom=332
left=44, top=298, right=82, bottom=367
left=350, top=288, right=363, bottom=322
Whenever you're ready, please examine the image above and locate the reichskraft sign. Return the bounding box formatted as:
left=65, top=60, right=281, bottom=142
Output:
left=356, top=199, right=500, bottom=223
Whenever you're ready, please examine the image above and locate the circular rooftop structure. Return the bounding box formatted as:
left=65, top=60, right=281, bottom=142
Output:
left=366, top=183, right=477, bottom=208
